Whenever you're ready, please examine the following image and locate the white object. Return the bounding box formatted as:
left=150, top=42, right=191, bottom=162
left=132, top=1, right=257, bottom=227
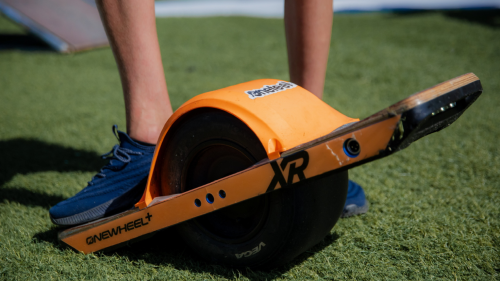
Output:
left=155, top=0, right=500, bottom=18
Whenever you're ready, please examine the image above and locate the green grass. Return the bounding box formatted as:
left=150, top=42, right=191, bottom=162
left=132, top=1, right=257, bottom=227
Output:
left=1, top=10, right=499, bottom=280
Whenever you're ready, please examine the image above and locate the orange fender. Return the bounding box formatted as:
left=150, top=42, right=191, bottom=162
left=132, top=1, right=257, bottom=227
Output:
left=135, top=79, right=358, bottom=209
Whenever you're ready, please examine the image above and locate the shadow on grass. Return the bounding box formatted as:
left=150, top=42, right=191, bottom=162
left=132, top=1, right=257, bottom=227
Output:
left=33, top=227, right=61, bottom=246
left=0, top=187, right=67, bottom=209
left=443, top=9, right=500, bottom=28
left=0, top=138, right=103, bottom=208
left=0, top=33, right=53, bottom=52
left=390, top=9, right=500, bottom=28
left=117, top=230, right=341, bottom=278
left=0, top=138, right=103, bottom=187
left=34, top=225, right=341, bottom=278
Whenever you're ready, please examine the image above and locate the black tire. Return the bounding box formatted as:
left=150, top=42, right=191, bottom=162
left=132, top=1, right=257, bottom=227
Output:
left=158, top=109, right=348, bottom=269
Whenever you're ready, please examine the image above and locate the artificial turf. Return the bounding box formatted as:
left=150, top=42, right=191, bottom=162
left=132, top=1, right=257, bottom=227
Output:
left=0, top=10, right=499, bottom=280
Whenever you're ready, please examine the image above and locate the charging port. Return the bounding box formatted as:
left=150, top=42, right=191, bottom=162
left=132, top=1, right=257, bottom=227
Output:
left=343, top=138, right=360, bottom=157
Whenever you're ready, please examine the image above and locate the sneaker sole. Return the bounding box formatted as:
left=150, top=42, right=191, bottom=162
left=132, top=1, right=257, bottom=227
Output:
left=50, top=197, right=118, bottom=226
left=340, top=200, right=370, bottom=218
left=50, top=179, right=146, bottom=226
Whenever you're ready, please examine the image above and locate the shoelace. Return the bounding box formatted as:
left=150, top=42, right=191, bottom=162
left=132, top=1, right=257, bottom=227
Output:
left=88, top=126, right=144, bottom=186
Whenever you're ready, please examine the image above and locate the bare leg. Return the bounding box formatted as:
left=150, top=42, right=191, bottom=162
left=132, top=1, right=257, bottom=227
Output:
left=96, top=0, right=172, bottom=144
left=285, top=0, right=333, bottom=99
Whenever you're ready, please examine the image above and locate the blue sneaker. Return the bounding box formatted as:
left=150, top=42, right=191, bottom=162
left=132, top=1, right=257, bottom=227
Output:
left=341, top=180, right=369, bottom=218
left=49, top=125, right=156, bottom=226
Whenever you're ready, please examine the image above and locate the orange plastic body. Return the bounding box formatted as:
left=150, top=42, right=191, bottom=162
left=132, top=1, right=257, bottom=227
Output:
left=135, top=79, right=358, bottom=209
left=63, top=116, right=399, bottom=253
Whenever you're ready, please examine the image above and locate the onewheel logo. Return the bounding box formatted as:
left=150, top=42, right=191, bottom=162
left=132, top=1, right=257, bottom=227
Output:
left=86, top=213, right=153, bottom=245
left=244, top=81, right=297, bottom=99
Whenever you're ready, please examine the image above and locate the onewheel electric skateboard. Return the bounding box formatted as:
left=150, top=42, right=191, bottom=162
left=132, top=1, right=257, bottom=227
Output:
left=58, top=73, right=482, bottom=269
